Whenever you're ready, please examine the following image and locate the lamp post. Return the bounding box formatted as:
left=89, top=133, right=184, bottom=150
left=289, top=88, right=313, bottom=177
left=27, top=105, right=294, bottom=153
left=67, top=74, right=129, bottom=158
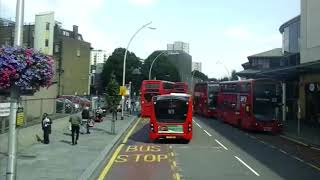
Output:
left=7, top=1, right=24, bottom=180
left=148, top=51, right=179, bottom=80
left=121, top=22, right=155, bottom=120
left=148, top=51, right=168, bottom=80
left=216, top=60, right=231, bottom=80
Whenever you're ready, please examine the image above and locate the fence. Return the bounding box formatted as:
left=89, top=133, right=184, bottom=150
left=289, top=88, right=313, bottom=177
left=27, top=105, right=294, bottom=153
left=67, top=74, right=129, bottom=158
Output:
left=0, top=97, right=72, bottom=134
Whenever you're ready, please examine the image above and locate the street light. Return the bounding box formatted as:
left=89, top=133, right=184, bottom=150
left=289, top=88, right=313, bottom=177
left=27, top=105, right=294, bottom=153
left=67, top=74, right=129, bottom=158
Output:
left=121, top=21, right=155, bottom=120
left=148, top=51, right=168, bottom=80
left=148, top=50, right=179, bottom=80
left=216, top=60, right=231, bottom=79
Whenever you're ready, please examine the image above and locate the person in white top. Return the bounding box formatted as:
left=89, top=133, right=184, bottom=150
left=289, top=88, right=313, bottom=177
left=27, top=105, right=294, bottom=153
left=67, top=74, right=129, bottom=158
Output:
left=41, top=113, right=52, bottom=144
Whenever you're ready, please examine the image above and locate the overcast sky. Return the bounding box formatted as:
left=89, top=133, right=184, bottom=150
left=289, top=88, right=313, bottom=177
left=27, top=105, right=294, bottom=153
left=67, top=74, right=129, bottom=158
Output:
left=0, top=0, right=300, bottom=78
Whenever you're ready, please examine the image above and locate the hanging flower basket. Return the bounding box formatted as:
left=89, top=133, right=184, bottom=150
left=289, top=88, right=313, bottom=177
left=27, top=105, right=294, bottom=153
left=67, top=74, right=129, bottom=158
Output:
left=0, top=46, right=55, bottom=95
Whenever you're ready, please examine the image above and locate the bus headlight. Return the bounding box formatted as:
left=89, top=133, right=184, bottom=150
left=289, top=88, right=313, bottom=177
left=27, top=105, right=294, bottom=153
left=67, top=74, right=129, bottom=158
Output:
left=150, top=123, right=155, bottom=132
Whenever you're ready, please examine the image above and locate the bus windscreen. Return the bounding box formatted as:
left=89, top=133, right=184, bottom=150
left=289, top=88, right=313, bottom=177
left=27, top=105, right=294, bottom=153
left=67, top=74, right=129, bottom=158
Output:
left=253, top=82, right=281, bottom=121
left=154, top=99, right=188, bottom=123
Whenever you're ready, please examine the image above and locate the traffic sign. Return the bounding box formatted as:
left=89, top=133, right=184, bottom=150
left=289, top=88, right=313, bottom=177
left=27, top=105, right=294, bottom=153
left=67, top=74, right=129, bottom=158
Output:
left=16, top=108, right=24, bottom=126
left=119, top=86, right=127, bottom=96
left=0, top=103, right=10, bottom=117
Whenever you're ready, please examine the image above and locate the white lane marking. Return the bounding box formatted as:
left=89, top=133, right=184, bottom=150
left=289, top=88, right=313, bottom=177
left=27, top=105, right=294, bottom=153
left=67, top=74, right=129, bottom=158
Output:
left=203, top=130, right=212, bottom=137
left=311, top=147, right=320, bottom=151
left=279, top=149, right=288, bottom=155
left=292, top=156, right=304, bottom=162
left=195, top=122, right=202, bottom=128
left=249, top=136, right=257, bottom=140
left=268, top=144, right=276, bottom=149
left=234, top=156, right=260, bottom=176
left=215, top=139, right=229, bottom=150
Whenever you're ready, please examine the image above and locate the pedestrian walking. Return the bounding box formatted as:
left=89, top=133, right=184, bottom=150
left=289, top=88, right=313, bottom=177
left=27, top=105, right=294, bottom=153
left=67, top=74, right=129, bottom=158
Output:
left=42, top=113, right=52, bottom=144
left=111, top=99, right=118, bottom=121
left=69, top=113, right=82, bottom=145
left=81, top=107, right=91, bottom=134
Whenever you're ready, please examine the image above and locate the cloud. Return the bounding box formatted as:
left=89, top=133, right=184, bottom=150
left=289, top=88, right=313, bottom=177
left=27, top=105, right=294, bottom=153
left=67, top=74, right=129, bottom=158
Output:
left=129, top=0, right=156, bottom=6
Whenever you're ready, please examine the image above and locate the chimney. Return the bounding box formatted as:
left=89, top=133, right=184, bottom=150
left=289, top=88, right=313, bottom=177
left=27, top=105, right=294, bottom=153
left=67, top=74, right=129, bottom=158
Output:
left=73, top=25, right=78, bottom=39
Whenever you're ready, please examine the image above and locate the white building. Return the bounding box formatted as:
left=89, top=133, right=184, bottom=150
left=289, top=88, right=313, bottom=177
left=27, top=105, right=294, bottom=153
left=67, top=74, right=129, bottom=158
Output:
left=167, top=41, right=189, bottom=54
left=90, top=49, right=109, bottom=65
left=192, top=62, right=202, bottom=72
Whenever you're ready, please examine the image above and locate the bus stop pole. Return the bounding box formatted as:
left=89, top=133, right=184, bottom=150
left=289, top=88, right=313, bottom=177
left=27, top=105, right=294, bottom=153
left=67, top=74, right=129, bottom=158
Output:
left=282, top=82, right=286, bottom=122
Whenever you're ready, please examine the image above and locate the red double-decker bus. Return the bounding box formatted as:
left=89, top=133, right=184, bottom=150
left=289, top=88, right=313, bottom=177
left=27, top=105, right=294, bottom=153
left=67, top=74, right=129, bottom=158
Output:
left=193, top=81, right=220, bottom=117
left=140, top=80, right=175, bottom=117
left=217, top=79, right=283, bottom=132
left=174, top=82, right=188, bottom=93
left=149, top=93, right=192, bottom=142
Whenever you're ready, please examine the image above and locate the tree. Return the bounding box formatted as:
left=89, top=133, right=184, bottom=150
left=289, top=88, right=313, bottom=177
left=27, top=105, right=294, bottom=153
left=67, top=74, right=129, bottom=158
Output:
left=101, top=48, right=142, bottom=95
left=230, top=70, right=238, bottom=81
left=192, top=70, right=208, bottom=81
left=218, top=77, right=229, bottom=82
left=141, top=51, right=181, bottom=82
left=105, top=74, right=121, bottom=108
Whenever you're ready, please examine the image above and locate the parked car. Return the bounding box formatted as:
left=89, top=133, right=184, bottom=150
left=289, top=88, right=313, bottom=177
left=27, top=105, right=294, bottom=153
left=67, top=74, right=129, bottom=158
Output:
left=56, top=98, right=74, bottom=113
left=59, top=95, right=81, bottom=111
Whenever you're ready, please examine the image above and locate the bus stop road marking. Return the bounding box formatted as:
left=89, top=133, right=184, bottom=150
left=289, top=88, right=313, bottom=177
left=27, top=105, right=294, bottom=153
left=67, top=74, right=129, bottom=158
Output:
left=97, top=144, right=125, bottom=180
left=98, top=118, right=141, bottom=179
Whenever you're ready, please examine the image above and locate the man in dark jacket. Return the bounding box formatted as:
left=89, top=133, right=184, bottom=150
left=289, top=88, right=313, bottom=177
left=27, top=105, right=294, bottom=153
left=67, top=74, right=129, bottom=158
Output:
left=69, top=113, right=81, bottom=145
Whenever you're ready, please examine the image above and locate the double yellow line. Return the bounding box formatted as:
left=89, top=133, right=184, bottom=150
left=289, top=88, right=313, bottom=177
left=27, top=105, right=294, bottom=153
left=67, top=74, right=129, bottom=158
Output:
left=97, top=118, right=141, bottom=180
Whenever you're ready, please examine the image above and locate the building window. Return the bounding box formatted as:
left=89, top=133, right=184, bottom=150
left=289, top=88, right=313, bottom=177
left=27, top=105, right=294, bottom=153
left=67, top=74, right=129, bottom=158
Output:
left=282, top=27, right=289, bottom=53
left=76, top=49, right=81, bottom=57
left=46, top=22, right=50, bottom=30
left=45, top=39, right=49, bottom=47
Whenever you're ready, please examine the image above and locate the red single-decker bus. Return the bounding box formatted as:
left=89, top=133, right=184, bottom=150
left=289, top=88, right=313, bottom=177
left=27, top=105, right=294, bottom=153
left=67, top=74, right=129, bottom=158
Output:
left=217, top=79, right=282, bottom=132
left=193, top=82, right=220, bottom=117
left=149, top=93, right=193, bottom=142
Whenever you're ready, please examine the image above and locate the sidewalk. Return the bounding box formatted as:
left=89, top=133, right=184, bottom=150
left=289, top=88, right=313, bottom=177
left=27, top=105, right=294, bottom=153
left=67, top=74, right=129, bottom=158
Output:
left=0, top=113, right=137, bottom=180
left=282, top=119, right=320, bottom=149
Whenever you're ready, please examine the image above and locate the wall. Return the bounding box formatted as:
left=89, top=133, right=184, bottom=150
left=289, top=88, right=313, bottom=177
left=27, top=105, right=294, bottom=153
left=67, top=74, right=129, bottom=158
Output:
left=299, top=73, right=320, bottom=119
left=34, top=12, right=54, bottom=55
left=61, top=37, right=91, bottom=95
left=0, top=115, right=70, bottom=153
left=167, top=51, right=192, bottom=84
left=301, top=0, right=320, bottom=63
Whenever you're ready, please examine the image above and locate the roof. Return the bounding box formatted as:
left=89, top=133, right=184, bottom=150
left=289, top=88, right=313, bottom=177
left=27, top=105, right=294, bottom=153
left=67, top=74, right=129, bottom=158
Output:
left=279, top=15, right=300, bottom=33
left=248, top=48, right=283, bottom=58
left=236, top=69, right=261, bottom=76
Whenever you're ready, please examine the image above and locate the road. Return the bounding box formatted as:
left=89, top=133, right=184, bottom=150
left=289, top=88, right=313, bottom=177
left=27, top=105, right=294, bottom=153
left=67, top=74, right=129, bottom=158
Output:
left=96, top=116, right=320, bottom=180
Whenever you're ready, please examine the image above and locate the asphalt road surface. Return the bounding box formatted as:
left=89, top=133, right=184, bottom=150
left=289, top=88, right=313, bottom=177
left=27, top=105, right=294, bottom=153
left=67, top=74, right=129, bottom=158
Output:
left=97, top=116, right=320, bottom=180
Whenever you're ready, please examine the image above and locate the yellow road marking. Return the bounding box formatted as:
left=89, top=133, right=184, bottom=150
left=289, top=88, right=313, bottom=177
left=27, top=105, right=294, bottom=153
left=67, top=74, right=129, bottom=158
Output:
left=171, top=152, right=174, bottom=157
left=175, top=173, right=181, bottom=180
left=173, top=161, right=177, bottom=167
left=97, top=144, right=124, bottom=180
left=98, top=118, right=141, bottom=179
left=122, top=118, right=141, bottom=143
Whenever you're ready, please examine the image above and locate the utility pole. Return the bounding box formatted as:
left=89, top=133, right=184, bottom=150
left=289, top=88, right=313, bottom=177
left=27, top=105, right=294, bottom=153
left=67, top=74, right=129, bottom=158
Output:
left=7, top=1, right=24, bottom=180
